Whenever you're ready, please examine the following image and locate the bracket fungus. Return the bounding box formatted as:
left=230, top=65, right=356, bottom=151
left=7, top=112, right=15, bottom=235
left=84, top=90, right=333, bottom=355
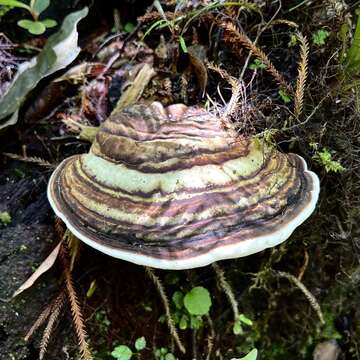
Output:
left=48, top=102, right=320, bottom=270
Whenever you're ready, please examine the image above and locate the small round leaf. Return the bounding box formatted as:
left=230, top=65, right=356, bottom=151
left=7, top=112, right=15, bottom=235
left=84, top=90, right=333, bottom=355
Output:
left=179, top=314, right=188, bottom=330
left=42, top=18, right=57, bottom=28
left=165, top=354, right=176, bottom=360
left=134, top=336, right=146, bottom=351
left=18, top=20, right=46, bottom=35
left=233, top=319, right=243, bottom=335
left=111, top=345, right=133, bottom=360
left=17, top=19, right=35, bottom=29
left=184, top=286, right=211, bottom=315
left=172, top=291, right=184, bottom=310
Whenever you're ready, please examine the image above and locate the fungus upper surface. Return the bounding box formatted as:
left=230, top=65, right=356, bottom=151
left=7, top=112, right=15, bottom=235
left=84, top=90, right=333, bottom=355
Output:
left=48, top=102, right=320, bottom=269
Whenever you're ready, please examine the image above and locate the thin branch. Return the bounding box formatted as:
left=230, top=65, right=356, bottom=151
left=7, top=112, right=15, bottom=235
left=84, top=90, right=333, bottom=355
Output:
left=274, top=270, right=325, bottom=324
left=212, top=263, right=239, bottom=320
left=145, top=267, right=186, bottom=354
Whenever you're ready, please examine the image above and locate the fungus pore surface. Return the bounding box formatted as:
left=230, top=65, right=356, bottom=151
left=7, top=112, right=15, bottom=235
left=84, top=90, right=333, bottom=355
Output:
left=48, top=102, right=320, bottom=269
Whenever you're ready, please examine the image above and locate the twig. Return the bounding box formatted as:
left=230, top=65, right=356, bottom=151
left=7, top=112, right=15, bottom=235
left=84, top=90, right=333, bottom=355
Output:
left=145, top=267, right=186, bottom=354
left=274, top=270, right=325, bottom=324
left=205, top=315, right=215, bottom=360
left=212, top=263, right=239, bottom=320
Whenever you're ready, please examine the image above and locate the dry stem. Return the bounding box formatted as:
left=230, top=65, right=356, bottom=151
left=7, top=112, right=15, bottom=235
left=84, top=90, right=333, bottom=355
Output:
left=275, top=270, right=325, bottom=324
left=212, top=263, right=239, bottom=320
left=145, top=267, right=186, bottom=354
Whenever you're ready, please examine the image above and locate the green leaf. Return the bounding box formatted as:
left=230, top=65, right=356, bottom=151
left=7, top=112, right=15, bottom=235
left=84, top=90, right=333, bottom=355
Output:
left=42, top=18, right=57, bottom=28
left=86, top=280, right=97, bottom=298
left=0, top=211, right=11, bottom=225
left=312, top=29, right=330, bottom=46
left=172, top=291, right=184, bottom=309
left=179, top=35, right=188, bottom=53
left=124, top=22, right=135, bottom=33
left=18, top=19, right=46, bottom=34
left=231, top=349, right=258, bottom=360
left=0, top=0, right=31, bottom=11
left=179, top=314, right=188, bottom=330
left=0, top=7, right=88, bottom=130
left=184, top=286, right=211, bottom=315
left=165, top=354, right=176, bottom=360
left=31, top=0, right=49, bottom=15
left=17, top=19, right=34, bottom=29
left=233, top=319, right=243, bottom=335
left=190, top=315, right=203, bottom=329
left=278, top=89, right=291, bottom=103
left=111, top=345, right=133, bottom=360
left=249, top=58, right=266, bottom=70
left=239, top=314, right=253, bottom=326
left=134, top=336, right=146, bottom=351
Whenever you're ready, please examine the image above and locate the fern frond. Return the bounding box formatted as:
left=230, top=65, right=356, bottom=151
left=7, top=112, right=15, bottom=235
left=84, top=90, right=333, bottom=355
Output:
left=39, top=291, right=66, bottom=360
left=2, top=152, right=55, bottom=168
left=221, top=22, right=292, bottom=93
left=294, top=31, right=309, bottom=119
left=61, top=245, right=93, bottom=360
left=25, top=303, right=53, bottom=342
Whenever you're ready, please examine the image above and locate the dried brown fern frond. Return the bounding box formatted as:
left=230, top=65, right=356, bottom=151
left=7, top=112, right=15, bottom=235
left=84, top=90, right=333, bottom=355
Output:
left=39, top=291, right=67, bottom=360
left=220, top=22, right=293, bottom=93
left=61, top=245, right=93, bottom=360
left=2, top=152, right=55, bottom=168
left=25, top=301, right=53, bottom=342
left=145, top=267, right=186, bottom=354
left=294, top=31, right=309, bottom=119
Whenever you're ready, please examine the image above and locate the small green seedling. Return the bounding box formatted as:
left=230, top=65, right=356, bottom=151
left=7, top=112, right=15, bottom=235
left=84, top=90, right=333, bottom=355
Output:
left=0, top=0, right=57, bottom=34
left=278, top=89, right=292, bottom=103
left=170, top=286, right=212, bottom=330
left=111, top=337, right=147, bottom=360
left=233, top=314, right=253, bottom=335
left=249, top=59, right=266, bottom=70
left=310, top=144, right=345, bottom=173
left=312, top=29, right=330, bottom=46
left=154, top=347, right=176, bottom=360
left=0, top=211, right=11, bottom=225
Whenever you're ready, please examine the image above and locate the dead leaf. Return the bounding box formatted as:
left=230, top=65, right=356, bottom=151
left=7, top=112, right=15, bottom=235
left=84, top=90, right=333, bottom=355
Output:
left=188, top=44, right=208, bottom=97
left=12, top=242, right=62, bottom=298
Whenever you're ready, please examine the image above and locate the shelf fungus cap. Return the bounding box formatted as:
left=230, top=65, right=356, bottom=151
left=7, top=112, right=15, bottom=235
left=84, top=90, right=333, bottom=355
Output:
left=48, top=102, right=320, bottom=269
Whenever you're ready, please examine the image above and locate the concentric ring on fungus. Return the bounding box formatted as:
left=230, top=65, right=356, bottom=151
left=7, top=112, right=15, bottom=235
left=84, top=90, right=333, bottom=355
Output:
left=48, top=102, right=320, bottom=269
